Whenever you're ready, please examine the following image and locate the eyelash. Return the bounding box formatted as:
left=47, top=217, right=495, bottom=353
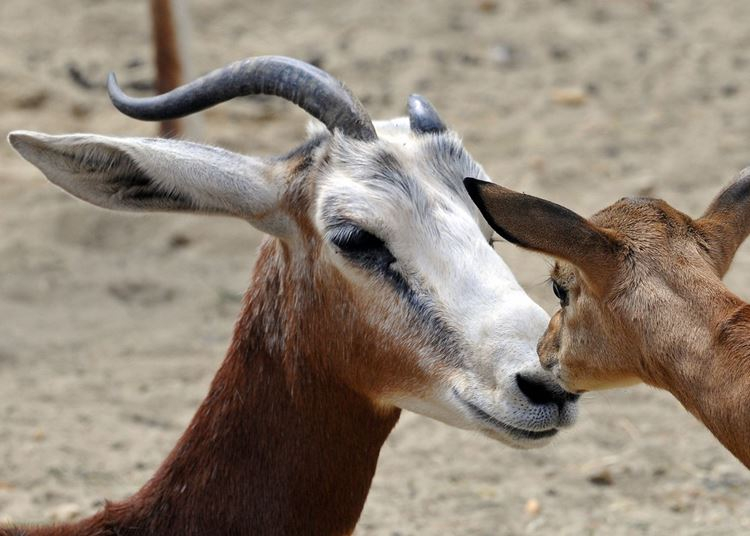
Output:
left=328, top=224, right=396, bottom=271
left=551, top=280, right=569, bottom=307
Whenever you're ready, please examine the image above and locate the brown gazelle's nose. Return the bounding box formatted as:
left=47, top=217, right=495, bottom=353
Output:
left=537, top=313, right=562, bottom=370
left=537, top=335, right=559, bottom=370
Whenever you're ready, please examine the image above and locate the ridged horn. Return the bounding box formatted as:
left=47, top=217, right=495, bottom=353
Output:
left=407, top=94, right=447, bottom=134
left=107, top=55, right=377, bottom=141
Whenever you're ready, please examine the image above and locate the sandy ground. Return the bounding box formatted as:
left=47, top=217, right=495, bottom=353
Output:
left=1, top=0, right=750, bottom=534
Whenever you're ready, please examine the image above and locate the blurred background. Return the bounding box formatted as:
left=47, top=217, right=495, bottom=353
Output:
left=1, top=0, right=750, bottom=534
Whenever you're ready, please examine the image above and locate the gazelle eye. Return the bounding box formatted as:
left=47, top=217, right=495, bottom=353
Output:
left=329, top=224, right=395, bottom=270
left=552, top=280, right=569, bottom=307
left=331, top=226, right=385, bottom=253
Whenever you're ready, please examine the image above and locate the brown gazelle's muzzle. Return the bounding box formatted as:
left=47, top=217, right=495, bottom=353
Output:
left=537, top=311, right=562, bottom=373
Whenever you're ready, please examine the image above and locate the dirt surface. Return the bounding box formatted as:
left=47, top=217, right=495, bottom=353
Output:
left=1, top=0, right=750, bottom=534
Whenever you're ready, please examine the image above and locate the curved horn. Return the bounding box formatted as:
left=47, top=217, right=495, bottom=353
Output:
left=408, top=94, right=447, bottom=134
left=108, top=56, right=377, bottom=141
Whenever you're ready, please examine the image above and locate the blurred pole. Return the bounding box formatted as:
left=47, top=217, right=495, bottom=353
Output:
left=150, top=0, right=204, bottom=139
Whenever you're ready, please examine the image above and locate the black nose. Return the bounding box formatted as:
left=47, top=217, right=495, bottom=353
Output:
left=515, top=373, right=580, bottom=410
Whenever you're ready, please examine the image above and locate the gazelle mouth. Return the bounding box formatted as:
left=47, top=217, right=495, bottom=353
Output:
left=452, top=389, right=559, bottom=441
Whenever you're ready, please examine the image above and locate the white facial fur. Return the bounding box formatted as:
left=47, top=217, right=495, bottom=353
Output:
left=314, top=118, right=578, bottom=448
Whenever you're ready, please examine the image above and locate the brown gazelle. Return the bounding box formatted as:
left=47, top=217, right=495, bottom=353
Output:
left=5, top=57, right=577, bottom=535
left=465, top=170, right=750, bottom=468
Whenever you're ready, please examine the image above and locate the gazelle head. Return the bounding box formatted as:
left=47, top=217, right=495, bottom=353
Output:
left=465, top=171, right=750, bottom=394
left=9, top=56, right=577, bottom=448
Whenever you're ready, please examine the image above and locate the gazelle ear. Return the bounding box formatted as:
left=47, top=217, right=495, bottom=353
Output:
left=8, top=131, right=291, bottom=236
left=464, top=178, right=622, bottom=293
left=694, top=167, right=750, bottom=277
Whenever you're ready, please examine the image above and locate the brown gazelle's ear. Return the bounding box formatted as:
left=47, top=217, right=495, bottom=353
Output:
left=464, top=178, right=621, bottom=292
left=694, top=167, right=750, bottom=277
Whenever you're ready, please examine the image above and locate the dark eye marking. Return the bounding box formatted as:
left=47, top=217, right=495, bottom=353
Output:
left=328, top=224, right=396, bottom=271
left=552, top=280, right=569, bottom=307
left=326, top=221, right=461, bottom=360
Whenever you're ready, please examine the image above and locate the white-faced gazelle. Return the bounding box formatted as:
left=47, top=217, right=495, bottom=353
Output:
left=6, top=56, right=577, bottom=535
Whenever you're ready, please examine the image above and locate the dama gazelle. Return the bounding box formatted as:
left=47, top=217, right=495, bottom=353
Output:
left=5, top=56, right=577, bottom=535
left=465, top=171, right=750, bottom=468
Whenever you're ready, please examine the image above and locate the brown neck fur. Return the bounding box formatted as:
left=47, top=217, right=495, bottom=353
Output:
left=645, top=283, right=750, bottom=468
left=5, top=240, right=401, bottom=536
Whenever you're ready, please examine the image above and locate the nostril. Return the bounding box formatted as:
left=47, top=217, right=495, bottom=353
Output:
left=515, top=373, right=556, bottom=405
left=515, top=373, right=580, bottom=408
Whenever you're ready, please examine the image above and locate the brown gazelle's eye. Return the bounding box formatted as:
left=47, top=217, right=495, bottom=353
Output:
left=552, top=280, right=569, bottom=307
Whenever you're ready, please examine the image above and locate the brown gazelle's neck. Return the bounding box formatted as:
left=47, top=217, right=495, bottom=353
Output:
left=655, top=286, right=750, bottom=468
left=9, top=241, right=400, bottom=536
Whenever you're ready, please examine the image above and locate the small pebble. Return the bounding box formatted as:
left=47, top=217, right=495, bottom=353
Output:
left=525, top=498, right=541, bottom=515
left=488, top=44, right=515, bottom=67
left=529, top=156, right=546, bottom=173
left=549, top=45, right=570, bottom=61
left=477, top=0, right=498, bottom=13
left=168, top=233, right=191, bottom=249
left=70, top=101, right=92, bottom=118
left=552, top=87, right=587, bottom=106
left=588, top=469, right=614, bottom=486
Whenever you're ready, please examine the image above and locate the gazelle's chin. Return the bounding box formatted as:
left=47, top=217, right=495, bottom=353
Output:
left=385, top=380, right=575, bottom=450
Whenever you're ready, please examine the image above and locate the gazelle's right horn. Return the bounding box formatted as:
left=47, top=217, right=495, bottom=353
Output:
left=408, top=94, right=446, bottom=134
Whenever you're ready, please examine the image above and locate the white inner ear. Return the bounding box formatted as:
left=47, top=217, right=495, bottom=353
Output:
left=8, top=130, right=292, bottom=236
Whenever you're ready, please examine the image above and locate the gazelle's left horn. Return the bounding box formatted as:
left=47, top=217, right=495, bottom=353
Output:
left=108, top=55, right=378, bottom=142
